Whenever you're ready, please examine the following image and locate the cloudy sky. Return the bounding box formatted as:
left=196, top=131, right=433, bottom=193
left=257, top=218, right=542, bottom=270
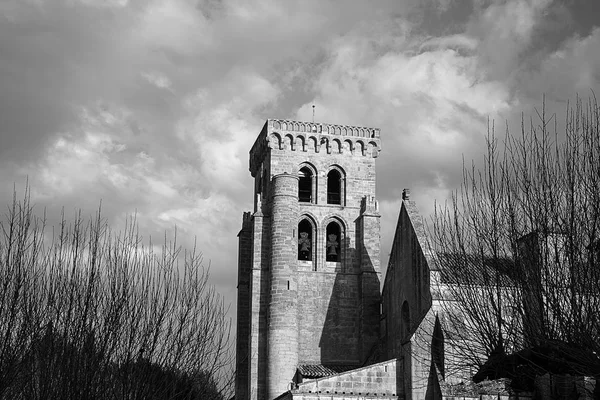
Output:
left=1, top=0, right=599, bottom=320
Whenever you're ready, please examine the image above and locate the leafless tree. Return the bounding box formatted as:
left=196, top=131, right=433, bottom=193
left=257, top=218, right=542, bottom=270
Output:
left=0, top=187, right=233, bottom=400
left=431, top=96, right=600, bottom=391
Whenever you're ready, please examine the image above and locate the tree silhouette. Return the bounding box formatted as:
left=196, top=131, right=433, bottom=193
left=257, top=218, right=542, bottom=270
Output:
left=431, top=97, right=600, bottom=392
left=0, top=188, right=233, bottom=399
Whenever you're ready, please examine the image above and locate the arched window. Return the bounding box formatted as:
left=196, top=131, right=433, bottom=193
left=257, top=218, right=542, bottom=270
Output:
left=327, top=169, right=342, bottom=205
left=298, top=167, right=313, bottom=203
left=298, top=219, right=313, bottom=261
left=325, top=222, right=341, bottom=262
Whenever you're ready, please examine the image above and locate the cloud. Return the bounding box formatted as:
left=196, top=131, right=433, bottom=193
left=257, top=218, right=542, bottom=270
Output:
left=0, top=0, right=143, bottom=162
left=142, top=71, right=173, bottom=90
left=0, top=0, right=598, bottom=338
left=467, top=0, right=553, bottom=80
left=419, top=34, right=479, bottom=52
left=291, top=1, right=599, bottom=267
left=78, top=0, right=129, bottom=8
left=299, top=21, right=511, bottom=196
left=517, top=27, right=600, bottom=102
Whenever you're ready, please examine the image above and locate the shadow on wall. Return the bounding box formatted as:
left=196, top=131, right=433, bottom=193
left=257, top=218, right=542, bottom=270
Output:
left=425, top=362, right=442, bottom=400
left=319, top=236, right=359, bottom=364
left=359, top=247, right=381, bottom=364
left=319, top=271, right=360, bottom=363
left=425, top=315, right=445, bottom=400
left=319, top=235, right=381, bottom=365
left=317, top=236, right=357, bottom=364
left=254, top=220, right=271, bottom=400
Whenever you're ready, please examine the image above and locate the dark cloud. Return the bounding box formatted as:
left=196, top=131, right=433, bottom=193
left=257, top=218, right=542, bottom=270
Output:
left=0, top=0, right=598, bottom=331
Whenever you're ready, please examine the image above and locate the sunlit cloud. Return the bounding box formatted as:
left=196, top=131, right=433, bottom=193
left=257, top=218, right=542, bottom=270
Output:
left=0, top=0, right=598, bottom=328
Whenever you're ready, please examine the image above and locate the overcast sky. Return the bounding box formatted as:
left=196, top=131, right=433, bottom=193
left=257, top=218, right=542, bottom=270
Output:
left=1, top=0, right=599, bottom=319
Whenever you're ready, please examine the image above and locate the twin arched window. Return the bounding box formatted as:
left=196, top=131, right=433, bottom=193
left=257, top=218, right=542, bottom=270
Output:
left=297, top=219, right=342, bottom=263
left=298, top=165, right=344, bottom=205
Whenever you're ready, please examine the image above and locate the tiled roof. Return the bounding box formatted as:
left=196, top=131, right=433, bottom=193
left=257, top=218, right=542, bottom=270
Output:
left=435, top=252, right=517, bottom=286
left=297, top=364, right=357, bottom=378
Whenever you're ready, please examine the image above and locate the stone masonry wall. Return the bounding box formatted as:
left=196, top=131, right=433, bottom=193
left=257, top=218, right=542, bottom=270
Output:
left=249, top=212, right=270, bottom=400
left=382, top=197, right=432, bottom=360
left=238, top=119, right=382, bottom=400
left=294, top=359, right=400, bottom=397
left=298, top=271, right=361, bottom=364
left=236, top=212, right=253, bottom=399
left=267, top=173, right=301, bottom=399
left=262, top=121, right=382, bottom=369
left=381, top=195, right=435, bottom=400
left=356, top=198, right=382, bottom=363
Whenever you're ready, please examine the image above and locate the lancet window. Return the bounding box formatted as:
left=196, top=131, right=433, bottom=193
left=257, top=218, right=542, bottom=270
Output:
left=327, top=168, right=344, bottom=205
left=325, top=221, right=341, bottom=262
left=298, top=219, right=313, bottom=261
left=298, top=167, right=313, bottom=203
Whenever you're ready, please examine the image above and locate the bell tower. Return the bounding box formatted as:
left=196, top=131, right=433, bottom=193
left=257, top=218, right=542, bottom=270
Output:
left=236, top=119, right=382, bottom=400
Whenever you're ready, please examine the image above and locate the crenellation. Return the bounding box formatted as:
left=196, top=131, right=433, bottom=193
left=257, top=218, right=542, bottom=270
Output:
left=250, top=119, right=381, bottom=178
left=360, top=196, right=379, bottom=215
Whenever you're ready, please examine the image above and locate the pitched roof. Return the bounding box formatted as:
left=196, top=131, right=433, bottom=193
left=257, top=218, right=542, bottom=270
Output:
left=435, top=252, right=517, bottom=286
left=297, top=364, right=357, bottom=379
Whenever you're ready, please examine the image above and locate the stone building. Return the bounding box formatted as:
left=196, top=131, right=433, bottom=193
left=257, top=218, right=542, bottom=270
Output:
left=235, top=118, right=449, bottom=400
left=236, top=119, right=599, bottom=400
left=235, top=119, right=383, bottom=400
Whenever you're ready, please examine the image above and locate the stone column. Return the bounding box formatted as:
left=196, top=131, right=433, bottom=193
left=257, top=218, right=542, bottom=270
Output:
left=266, top=172, right=299, bottom=399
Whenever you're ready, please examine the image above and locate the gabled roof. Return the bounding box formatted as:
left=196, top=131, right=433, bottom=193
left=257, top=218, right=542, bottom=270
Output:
left=297, top=364, right=357, bottom=379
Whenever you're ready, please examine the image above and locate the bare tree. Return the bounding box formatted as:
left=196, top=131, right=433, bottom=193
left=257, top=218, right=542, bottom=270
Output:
left=431, top=97, right=600, bottom=391
left=0, top=187, right=233, bottom=400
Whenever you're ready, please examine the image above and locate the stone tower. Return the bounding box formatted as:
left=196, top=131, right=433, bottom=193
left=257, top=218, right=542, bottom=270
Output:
left=236, top=119, right=382, bottom=400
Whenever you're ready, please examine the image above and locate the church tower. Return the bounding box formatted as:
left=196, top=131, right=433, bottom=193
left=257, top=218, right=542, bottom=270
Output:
left=236, top=119, right=382, bottom=400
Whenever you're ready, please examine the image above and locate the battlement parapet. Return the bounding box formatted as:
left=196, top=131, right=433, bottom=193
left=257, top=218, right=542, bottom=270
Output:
left=250, top=119, right=381, bottom=176
left=242, top=211, right=252, bottom=229
left=269, top=119, right=380, bottom=138
left=360, top=195, right=380, bottom=215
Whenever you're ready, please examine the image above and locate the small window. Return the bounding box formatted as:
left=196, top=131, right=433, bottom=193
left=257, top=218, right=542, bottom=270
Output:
left=327, top=169, right=341, bottom=205
left=326, top=222, right=341, bottom=262
left=298, top=219, right=313, bottom=261
left=299, top=167, right=312, bottom=203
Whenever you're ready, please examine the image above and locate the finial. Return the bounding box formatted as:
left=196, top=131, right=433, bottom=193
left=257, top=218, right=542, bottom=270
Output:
left=312, top=104, right=315, bottom=123
left=402, top=188, right=410, bottom=200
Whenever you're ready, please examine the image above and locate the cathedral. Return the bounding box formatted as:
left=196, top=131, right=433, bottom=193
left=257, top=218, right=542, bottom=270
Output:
left=235, top=119, right=447, bottom=400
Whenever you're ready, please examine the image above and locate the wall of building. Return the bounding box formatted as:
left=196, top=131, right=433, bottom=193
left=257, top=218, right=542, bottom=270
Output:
left=249, top=212, right=270, bottom=400
left=381, top=196, right=433, bottom=359
left=236, top=212, right=253, bottom=398
left=238, top=119, right=382, bottom=400
left=298, top=268, right=361, bottom=364
left=294, top=359, right=401, bottom=398
left=380, top=195, right=438, bottom=400
left=261, top=120, right=381, bottom=368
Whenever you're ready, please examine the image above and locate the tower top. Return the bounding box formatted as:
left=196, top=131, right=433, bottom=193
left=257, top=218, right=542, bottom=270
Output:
left=249, top=119, right=381, bottom=176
